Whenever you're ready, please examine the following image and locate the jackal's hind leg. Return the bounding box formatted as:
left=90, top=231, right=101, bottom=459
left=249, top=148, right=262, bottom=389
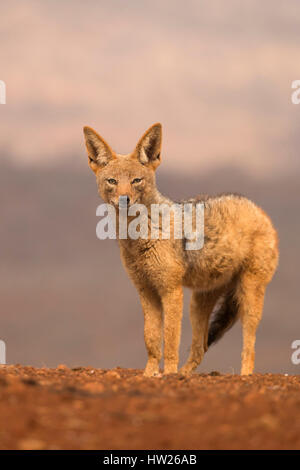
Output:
left=180, top=289, right=220, bottom=376
left=239, top=275, right=266, bottom=375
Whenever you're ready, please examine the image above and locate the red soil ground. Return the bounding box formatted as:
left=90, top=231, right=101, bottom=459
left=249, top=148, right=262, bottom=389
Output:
left=0, top=365, right=299, bottom=450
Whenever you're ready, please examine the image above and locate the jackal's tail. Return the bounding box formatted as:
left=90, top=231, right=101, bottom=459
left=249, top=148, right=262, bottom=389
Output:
left=207, top=284, right=239, bottom=348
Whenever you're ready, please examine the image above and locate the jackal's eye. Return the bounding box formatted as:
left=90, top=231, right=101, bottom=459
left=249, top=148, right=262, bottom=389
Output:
left=107, top=178, right=117, bottom=185
left=131, top=178, right=143, bottom=184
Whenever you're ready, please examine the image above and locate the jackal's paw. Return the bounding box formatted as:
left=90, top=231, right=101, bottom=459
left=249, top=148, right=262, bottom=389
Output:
left=179, top=368, right=192, bottom=377
left=179, top=363, right=196, bottom=376
left=240, top=369, right=253, bottom=376
left=143, top=370, right=162, bottom=378
left=164, top=362, right=178, bottom=375
left=143, top=362, right=160, bottom=377
left=241, top=362, right=254, bottom=376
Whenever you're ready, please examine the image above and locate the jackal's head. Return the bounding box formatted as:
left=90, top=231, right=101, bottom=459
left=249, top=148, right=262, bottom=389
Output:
left=83, top=123, right=162, bottom=208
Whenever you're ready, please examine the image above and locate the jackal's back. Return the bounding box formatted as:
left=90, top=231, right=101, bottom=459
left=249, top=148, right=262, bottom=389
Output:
left=182, top=193, right=278, bottom=290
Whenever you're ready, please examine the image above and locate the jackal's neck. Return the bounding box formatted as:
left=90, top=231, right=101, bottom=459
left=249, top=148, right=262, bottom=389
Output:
left=115, top=187, right=173, bottom=249
left=142, top=188, right=172, bottom=208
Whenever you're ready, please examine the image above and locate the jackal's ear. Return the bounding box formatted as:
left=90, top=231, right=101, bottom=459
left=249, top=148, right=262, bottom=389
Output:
left=83, top=126, right=115, bottom=172
left=134, top=123, right=162, bottom=170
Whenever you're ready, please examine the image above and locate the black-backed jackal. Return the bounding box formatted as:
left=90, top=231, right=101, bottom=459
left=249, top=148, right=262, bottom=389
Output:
left=84, top=123, right=279, bottom=376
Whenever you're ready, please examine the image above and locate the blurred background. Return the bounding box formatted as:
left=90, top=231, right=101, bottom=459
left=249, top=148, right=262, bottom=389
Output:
left=0, top=0, right=299, bottom=373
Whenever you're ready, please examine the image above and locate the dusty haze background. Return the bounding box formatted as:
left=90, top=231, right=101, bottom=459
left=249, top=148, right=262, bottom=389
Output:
left=0, top=0, right=299, bottom=373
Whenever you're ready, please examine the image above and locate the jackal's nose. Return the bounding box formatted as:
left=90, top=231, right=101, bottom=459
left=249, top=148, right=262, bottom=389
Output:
left=119, top=195, right=130, bottom=208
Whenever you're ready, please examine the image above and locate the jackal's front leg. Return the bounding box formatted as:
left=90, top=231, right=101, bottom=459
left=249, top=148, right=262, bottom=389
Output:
left=161, top=287, right=183, bottom=374
left=140, top=289, right=163, bottom=377
left=180, top=289, right=220, bottom=376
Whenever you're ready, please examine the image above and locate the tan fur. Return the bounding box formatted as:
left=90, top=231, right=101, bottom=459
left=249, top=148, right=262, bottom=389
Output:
left=83, top=123, right=279, bottom=376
